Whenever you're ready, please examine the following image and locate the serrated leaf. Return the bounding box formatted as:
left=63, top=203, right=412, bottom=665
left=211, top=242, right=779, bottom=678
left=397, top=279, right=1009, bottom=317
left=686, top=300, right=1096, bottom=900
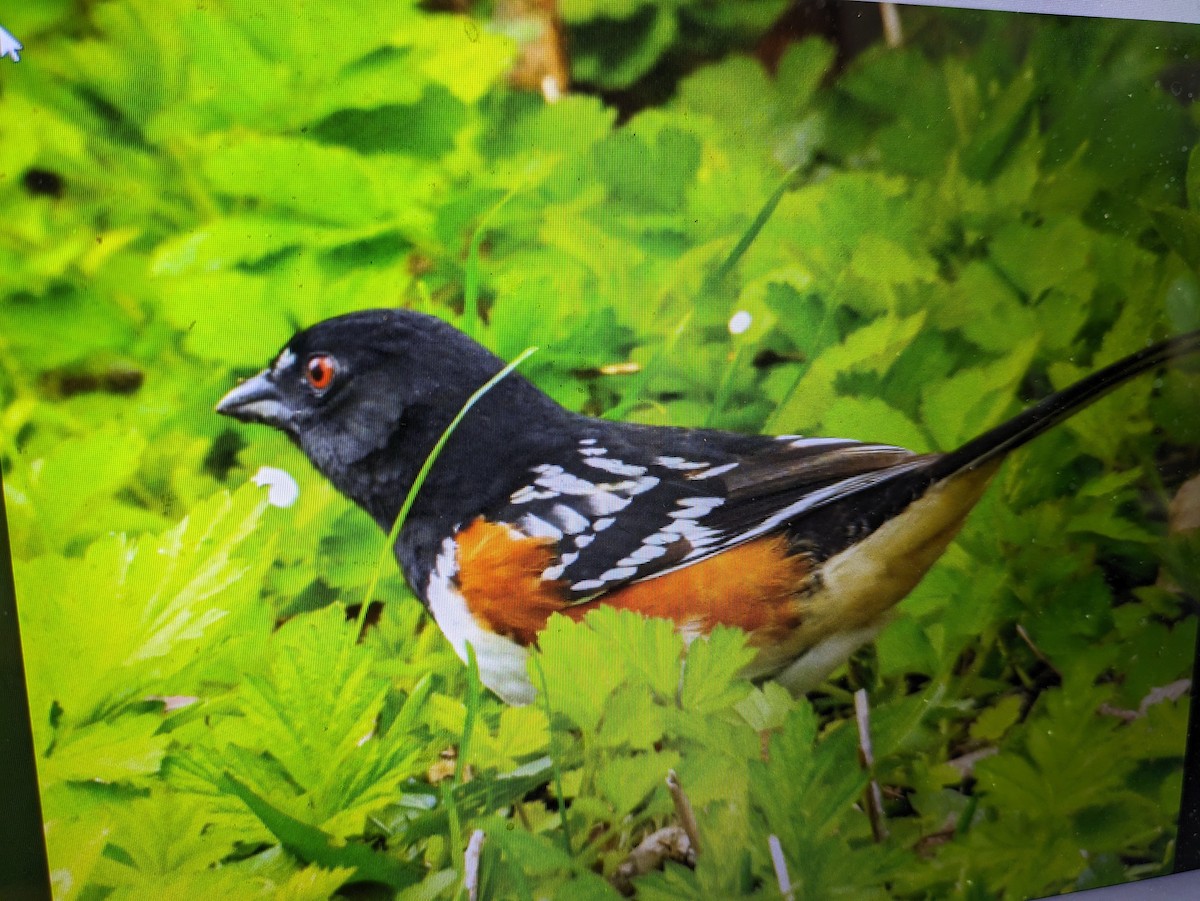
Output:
left=767, top=312, right=926, bottom=434
left=17, top=486, right=273, bottom=733
left=40, top=715, right=169, bottom=786
left=734, top=681, right=796, bottom=733
left=596, top=749, right=679, bottom=812
left=920, top=336, right=1039, bottom=450
left=532, top=613, right=626, bottom=732
left=970, top=695, right=1023, bottom=743
left=680, top=626, right=755, bottom=714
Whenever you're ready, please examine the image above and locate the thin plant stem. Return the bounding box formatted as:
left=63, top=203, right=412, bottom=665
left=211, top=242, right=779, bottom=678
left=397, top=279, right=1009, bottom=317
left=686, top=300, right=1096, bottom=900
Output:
left=464, top=187, right=521, bottom=340
left=443, top=780, right=467, bottom=901
left=350, top=345, right=540, bottom=648
left=706, top=342, right=750, bottom=428
left=532, top=653, right=575, bottom=857
left=706, top=163, right=802, bottom=291
left=457, top=643, right=483, bottom=789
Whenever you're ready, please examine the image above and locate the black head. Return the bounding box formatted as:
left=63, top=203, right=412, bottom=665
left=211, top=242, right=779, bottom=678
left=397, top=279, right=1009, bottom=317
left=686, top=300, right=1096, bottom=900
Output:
left=216, top=309, right=568, bottom=524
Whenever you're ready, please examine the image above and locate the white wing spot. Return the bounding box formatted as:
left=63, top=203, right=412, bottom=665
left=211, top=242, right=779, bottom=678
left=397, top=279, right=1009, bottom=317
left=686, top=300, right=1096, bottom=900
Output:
left=584, top=456, right=647, bottom=477
left=511, top=485, right=559, bottom=504
left=600, top=566, right=637, bottom=582
left=536, top=468, right=600, bottom=496
left=599, top=475, right=660, bottom=496
left=788, top=436, right=854, bottom=449
left=618, top=544, right=667, bottom=566
left=587, top=492, right=630, bottom=516
left=575, top=533, right=594, bottom=548
left=661, top=517, right=720, bottom=547
left=655, top=456, right=708, bottom=470
left=689, top=462, right=738, bottom=480
left=551, top=503, right=590, bottom=535
left=519, top=514, right=563, bottom=541
left=542, top=551, right=580, bottom=581
left=593, top=517, right=616, bottom=531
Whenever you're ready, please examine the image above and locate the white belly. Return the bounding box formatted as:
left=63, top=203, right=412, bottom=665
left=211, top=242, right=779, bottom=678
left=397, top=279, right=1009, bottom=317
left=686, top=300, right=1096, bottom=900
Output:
left=426, top=537, right=536, bottom=705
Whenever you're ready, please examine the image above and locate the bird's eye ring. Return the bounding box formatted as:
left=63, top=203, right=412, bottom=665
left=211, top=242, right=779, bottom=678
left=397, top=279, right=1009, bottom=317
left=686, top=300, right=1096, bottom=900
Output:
left=305, top=354, right=338, bottom=392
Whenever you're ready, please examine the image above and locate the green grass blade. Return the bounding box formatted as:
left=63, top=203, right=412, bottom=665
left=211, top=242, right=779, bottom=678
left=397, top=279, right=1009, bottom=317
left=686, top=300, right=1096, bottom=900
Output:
left=532, top=652, right=574, bottom=858
left=457, top=642, right=482, bottom=789
left=705, top=163, right=802, bottom=290
left=351, top=345, right=540, bottom=646
left=463, top=187, right=521, bottom=340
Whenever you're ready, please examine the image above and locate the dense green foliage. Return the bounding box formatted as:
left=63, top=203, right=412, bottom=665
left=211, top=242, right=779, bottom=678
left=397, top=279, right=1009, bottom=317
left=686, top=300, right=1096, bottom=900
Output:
left=2, top=2, right=1200, bottom=898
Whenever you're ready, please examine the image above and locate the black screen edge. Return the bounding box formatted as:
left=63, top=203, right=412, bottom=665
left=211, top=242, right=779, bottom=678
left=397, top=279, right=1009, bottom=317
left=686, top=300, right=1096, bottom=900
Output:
left=0, top=472, right=53, bottom=900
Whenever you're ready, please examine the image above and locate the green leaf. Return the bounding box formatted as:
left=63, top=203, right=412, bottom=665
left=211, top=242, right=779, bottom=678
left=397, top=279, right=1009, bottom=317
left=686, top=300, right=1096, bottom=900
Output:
left=272, top=864, right=360, bottom=901
left=920, top=336, right=1039, bottom=450
left=1187, top=141, right=1200, bottom=212
left=734, top=681, right=795, bottom=733
left=223, top=774, right=423, bottom=890
left=820, top=396, right=930, bottom=452
left=151, top=217, right=335, bottom=274
left=766, top=312, right=926, bottom=434
left=532, top=614, right=627, bottom=732
left=569, top=5, right=678, bottom=89
left=218, top=605, right=424, bottom=834
left=776, top=39, right=837, bottom=114
left=157, top=271, right=293, bottom=366
left=988, top=217, right=1096, bottom=301
left=198, top=134, right=389, bottom=223
left=597, top=683, right=665, bottom=750
left=970, top=695, right=1023, bottom=743
left=849, top=234, right=939, bottom=288
left=17, top=485, right=273, bottom=733
left=1150, top=206, right=1200, bottom=271
left=15, top=425, right=147, bottom=550
left=594, top=126, right=701, bottom=213
left=596, top=749, right=680, bottom=811
left=40, top=715, right=169, bottom=786
left=679, top=627, right=755, bottom=714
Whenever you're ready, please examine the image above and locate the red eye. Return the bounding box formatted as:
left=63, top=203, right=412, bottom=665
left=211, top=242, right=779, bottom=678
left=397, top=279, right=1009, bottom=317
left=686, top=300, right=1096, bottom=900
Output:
left=305, top=354, right=337, bottom=391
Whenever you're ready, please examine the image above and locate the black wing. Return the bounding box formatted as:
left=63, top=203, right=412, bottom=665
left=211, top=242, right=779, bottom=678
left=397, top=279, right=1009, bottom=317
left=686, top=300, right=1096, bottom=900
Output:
left=475, top=328, right=1200, bottom=601
left=477, top=423, right=929, bottom=600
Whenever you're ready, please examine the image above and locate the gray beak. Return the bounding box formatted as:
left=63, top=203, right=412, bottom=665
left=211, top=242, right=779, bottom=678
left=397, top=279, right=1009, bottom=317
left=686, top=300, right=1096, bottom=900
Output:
left=216, top=370, right=290, bottom=428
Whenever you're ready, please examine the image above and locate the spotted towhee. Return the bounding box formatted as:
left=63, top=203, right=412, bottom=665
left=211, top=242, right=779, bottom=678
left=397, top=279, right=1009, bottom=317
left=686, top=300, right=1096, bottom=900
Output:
left=217, top=310, right=1200, bottom=705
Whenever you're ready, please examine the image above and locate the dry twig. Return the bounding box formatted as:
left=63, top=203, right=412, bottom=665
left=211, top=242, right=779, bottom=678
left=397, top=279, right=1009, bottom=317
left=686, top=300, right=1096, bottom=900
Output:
left=612, top=826, right=693, bottom=895
left=495, top=0, right=569, bottom=101
left=1015, top=623, right=1061, bottom=676
left=610, top=770, right=701, bottom=894
left=854, top=688, right=889, bottom=843
left=880, top=3, right=904, bottom=48
left=464, top=829, right=486, bottom=901
left=666, top=769, right=701, bottom=855
left=768, top=834, right=796, bottom=901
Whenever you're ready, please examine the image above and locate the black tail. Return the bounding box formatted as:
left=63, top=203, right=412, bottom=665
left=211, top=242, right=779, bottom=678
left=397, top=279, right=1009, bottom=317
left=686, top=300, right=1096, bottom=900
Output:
left=929, top=329, right=1200, bottom=482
